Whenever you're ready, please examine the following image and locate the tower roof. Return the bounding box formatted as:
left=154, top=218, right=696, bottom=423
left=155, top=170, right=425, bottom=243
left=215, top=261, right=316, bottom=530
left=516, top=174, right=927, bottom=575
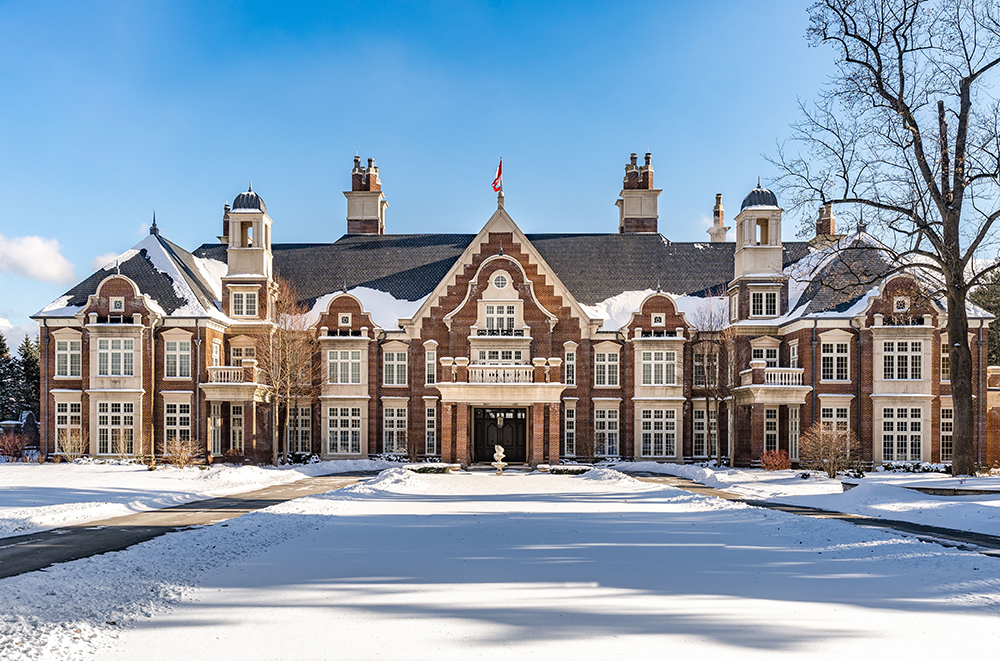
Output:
left=740, top=182, right=779, bottom=210
left=232, top=184, right=267, bottom=214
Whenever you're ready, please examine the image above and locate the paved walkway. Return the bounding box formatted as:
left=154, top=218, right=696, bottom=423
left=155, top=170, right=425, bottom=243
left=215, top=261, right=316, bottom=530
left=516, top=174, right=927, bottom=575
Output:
left=0, top=472, right=374, bottom=579
left=627, top=471, right=1000, bottom=558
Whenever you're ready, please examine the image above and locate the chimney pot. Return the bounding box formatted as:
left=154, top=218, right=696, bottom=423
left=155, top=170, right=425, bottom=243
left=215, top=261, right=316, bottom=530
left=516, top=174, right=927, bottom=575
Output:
left=367, top=158, right=375, bottom=169
left=644, top=152, right=651, bottom=166
left=630, top=153, right=638, bottom=166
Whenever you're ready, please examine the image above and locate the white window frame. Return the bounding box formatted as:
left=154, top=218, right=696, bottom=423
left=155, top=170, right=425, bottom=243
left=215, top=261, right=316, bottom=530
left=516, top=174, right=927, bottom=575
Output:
left=595, top=352, right=619, bottom=387
left=425, top=407, right=437, bottom=455
left=97, top=401, right=134, bottom=455
left=383, top=351, right=408, bottom=386
left=425, top=349, right=436, bottom=385
left=211, top=341, right=221, bottom=367
left=693, top=351, right=718, bottom=387
left=789, top=407, right=800, bottom=461
left=328, top=349, right=362, bottom=384
left=97, top=338, right=135, bottom=376
left=640, top=408, right=677, bottom=458
left=165, top=402, right=191, bottom=447
left=693, top=407, right=717, bottom=457
left=940, top=342, right=950, bottom=382
left=751, top=347, right=778, bottom=368
left=764, top=408, right=778, bottom=452
left=940, top=407, right=953, bottom=461
left=564, top=406, right=576, bottom=456
left=230, top=346, right=255, bottom=365
left=882, top=340, right=923, bottom=380
left=821, top=342, right=850, bottom=382
left=56, top=339, right=82, bottom=377
left=328, top=406, right=363, bottom=455
left=485, top=304, right=516, bottom=332
left=164, top=340, right=191, bottom=379
left=383, top=407, right=408, bottom=453
left=821, top=405, right=850, bottom=433
left=881, top=407, right=923, bottom=461
left=750, top=290, right=778, bottom=318
left=564, top=351, right=576, bottom=386
left=55, top=402, right=82, bottom=454
left=287, top=406, right=312, bottom=454
left=339, top=313, right=352, bottom=327
left=230, top=404, right=244, bottom=452
left=594, top=408, right=619, bottom=456
left=730, top=292, right=738, bottom=321
left=641, top=350, right=676, bottom=386
left=209, top=402, right=223, bottom=455
left=231, top=291, right=258, bottom=318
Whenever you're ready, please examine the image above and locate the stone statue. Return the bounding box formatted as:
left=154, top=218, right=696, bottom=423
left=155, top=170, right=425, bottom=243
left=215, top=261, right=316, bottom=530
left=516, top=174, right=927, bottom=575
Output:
left=492, top=444, right=507, bottom=475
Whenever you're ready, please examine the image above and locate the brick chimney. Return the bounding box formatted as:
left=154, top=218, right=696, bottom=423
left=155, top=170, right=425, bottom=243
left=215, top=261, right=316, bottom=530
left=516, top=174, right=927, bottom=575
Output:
left=345, top=156, right=387, bottom=234
left=707, top=193, right=729, bottom=242
left=810, top=202, right=845, bottom=249
left=219, top=203, right=231, bottom=244
left=616, top=152, right=661, bottom=233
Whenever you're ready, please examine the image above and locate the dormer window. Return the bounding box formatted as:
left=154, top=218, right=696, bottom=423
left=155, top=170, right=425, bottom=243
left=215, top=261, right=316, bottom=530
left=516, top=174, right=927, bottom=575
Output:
left=232, top=292, right=257, bottom=317
left=751, top=291, right=778, bottom=318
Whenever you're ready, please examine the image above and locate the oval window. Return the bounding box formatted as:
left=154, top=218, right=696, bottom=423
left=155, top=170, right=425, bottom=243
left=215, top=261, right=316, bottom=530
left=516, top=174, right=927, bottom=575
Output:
left=493, top=274, right=508, bottom=289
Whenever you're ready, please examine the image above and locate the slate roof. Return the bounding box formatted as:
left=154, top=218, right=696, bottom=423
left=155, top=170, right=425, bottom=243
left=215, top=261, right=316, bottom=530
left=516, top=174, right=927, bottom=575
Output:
left=792, top=239, right=898, bottom=315
left=194, top=233, right=812, bottom=307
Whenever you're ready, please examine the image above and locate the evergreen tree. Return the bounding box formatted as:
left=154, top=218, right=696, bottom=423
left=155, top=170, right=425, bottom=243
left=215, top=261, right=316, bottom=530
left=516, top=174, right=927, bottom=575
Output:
left=971, top=268, right=1000, bottom=367
left=0, top=333, right=18, bottom=422
left=16, top=335, right=40, bottom=420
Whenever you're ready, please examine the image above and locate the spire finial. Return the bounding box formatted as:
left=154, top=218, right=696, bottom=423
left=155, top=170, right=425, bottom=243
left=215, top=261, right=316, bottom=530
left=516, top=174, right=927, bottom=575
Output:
left=498, top=244, right=503, bottom=256
left=248, top=180, right=253, bottom=192
left=757, top=175, right=761, bottom=188
left=150, top=210, right=159, bottom=236
left=497, top=190, right=504, bottom=209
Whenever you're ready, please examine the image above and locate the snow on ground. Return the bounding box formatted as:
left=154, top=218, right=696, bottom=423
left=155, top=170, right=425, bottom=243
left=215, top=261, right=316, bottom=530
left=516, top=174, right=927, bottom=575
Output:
left=0, top=459, right=395, bottom=539
left=2, top=469, right=999, bottom=660
left=623, top=461, right=1000, bottom=537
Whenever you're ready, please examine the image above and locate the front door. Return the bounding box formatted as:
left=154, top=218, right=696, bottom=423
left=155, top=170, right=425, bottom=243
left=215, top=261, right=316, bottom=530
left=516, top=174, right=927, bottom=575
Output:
left=474, top=408, right=527, bottom=463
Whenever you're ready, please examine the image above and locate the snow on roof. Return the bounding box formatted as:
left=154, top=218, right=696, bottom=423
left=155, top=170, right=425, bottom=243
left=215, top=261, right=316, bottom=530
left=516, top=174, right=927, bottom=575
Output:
left=303, top=287, right=429, bottom=330
left=133, top=235, right=226, bottom=319
left=192, top=255, right=226, bottom=303
left=579, top=289, right=727, bottom=331
left=37, top=295, right=82, bottom=318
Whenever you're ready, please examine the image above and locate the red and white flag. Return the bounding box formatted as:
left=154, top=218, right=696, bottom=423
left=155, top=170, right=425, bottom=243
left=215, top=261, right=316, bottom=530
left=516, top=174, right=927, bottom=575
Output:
left=492, top=158, right=503, bottom=192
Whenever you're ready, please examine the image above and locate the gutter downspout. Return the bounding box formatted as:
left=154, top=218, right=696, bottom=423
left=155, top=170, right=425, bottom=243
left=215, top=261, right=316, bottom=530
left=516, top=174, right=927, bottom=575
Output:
left=194, top=319, right=201, bottom=456
left=977, top=323, right=985, bottom=464
left=148, top=316, right=162, bottom=460
left=42, top=319, right=49, bottom=458
left=851, top=316, right=862, bottom=461
left=811, top=319, right=818, bottom=425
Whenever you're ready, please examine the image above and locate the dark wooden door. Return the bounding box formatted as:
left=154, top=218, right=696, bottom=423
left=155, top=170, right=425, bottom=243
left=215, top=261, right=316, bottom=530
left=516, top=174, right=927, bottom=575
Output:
left=473, top=408, right=527, bottom=463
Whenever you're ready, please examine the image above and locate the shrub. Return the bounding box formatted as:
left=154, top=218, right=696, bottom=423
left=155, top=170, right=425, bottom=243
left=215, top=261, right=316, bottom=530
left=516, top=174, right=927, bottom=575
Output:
left=760, top=450, right=791, bottom=471
left=0, top=433, right=29, bottom=462
left=798, top=422, right=861, bottom=479
left=164, top=438, right=198, bottom=468
left=58, top=432, right=87, bottom=462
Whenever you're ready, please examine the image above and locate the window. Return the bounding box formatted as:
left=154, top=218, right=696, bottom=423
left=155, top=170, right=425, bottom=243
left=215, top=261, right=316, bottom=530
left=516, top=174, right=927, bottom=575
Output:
left=383, top=352, right=407, bottom=386
left=55, top=402, right=82, bottom=454
left=212, top=342, right=221, bottom=367
left=940, top=408, right=953, bottom=461
left=789, top=407, right=800, bottom=461
left=751, top=291, right=778, bottom=317
left=564, top=351, right=575, bottom=385
left=651, top=313, right=665, bottom=327
left=425, top=407, right=437, bottom=455
left=764, top=408, right=778, bottom=452
left=209, top=402, right=222, bottom=455
left=940, top=342, right=950, bottom=381
left=425, top=349, right=436, bottom=385
left=883, top=341, right=922, bottom=380
left=894, top=296, right=910, bottom=312
left=230, top=405, right=244, bottom=452
left=790, top=344, right=798, bottom=369
left=752, top=347, right=778, bottom=368
left=97, top=339, right=134, bottom=376
left=821, top=406, right=849, bottom=433
left=232, top=292, right=257, bottom=317
left=730, top=293, right=738, bottom=321
left=564, top=408, right=576, bottom=456
left=594, top=408, right=619, bottom=456
left=383, top=407, right=407, bottom=453
left=693, top=408, right=718, bottom=457
left=882, top=407, right=922, bottom=461
left=595, top=352, right=619, bottom=386
left=641, top=351, right=676, bottom=385
left=328, top=407, right=362, bottom=454
left=328, top=350, right=363, bottom=384
left=476, top=349, right=524, bottom=364
left=287, top=406, right=312, bottom=454
left=110, top=297, right=125, bottom=313
left=640, top=409, right=676, bottom=457
left=693, top=352, right=718, bottom=387
left=165, top=403, right=191, bottom=447
left=97, top=402, right=134, bottom=455
left=485, top=304, right=515, bottom=332
left=231, top=346, right=255, bottom=364
left=56, top=339, right=82, bottom=377
left=165, top=340, right=191, bottom=378
left=821, top=342, right=849, bottom=381
left=493, top=274, right=508, bottom=289
left=339, top=313, right=352, bottom=326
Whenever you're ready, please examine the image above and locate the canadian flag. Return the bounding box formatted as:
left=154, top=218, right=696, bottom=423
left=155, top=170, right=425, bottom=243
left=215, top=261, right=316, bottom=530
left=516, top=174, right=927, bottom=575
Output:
left=492, top=158, right=503, bottom=192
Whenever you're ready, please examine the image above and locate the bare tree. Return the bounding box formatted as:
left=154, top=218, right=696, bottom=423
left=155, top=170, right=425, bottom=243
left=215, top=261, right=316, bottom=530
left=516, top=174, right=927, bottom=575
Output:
left=798, top=421, right=862, bottom=478
left=255, top=278, right=319, bottom=465
left=772, top=0, right=1000, bottom=474
left=690, top=293, right=735, bottom=468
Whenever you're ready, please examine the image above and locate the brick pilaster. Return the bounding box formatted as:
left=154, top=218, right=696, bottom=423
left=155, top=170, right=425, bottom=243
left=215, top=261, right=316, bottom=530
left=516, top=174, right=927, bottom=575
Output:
left=455, top=403, right=469, bottom=466
left=441, top=402, right=453, bottom=463
left=547, top=402, right=560, bottom=465
left=531, top=403, right=545, bottom=466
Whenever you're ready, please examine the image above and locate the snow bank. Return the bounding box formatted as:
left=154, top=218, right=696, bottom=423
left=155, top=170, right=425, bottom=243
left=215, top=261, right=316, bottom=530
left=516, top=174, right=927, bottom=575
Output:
left=578, top=467, right=644, bottom=487
left=337, top=466, right=427, bottom=496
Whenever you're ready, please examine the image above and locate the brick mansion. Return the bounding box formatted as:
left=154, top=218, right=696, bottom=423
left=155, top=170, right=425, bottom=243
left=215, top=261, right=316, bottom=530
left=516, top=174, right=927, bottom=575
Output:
left=32, top=154, right=1000, bottom=467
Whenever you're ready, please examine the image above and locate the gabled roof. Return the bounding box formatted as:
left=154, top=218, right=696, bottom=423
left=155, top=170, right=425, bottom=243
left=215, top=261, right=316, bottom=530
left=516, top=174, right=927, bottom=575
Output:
left=35, top=234, right=226, bottom=319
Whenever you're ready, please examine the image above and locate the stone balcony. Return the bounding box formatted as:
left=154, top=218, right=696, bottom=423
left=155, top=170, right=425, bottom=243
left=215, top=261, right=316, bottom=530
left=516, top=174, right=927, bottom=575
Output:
left=732, top=361, right=811, bottom=406
left=433, top=357, right=566, bottom=405
left=200, top=359, right=271, bottom=403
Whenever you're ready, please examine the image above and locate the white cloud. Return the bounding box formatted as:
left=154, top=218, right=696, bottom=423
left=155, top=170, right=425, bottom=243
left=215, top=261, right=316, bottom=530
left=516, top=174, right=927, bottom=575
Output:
left=0, top=234, right=74, bottom=284
left=0, top=318, right=38, bottom=346
left=90, top=252, right=121, bottom=272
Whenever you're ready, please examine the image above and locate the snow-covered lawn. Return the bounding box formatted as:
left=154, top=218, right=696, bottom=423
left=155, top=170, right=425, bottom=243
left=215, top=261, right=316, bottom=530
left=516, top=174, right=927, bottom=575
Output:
left=623, top=461, right=1000, bottom=537
left=0, top=459, right=394, bottom=538
left=3, top=468, right=999, bottom=660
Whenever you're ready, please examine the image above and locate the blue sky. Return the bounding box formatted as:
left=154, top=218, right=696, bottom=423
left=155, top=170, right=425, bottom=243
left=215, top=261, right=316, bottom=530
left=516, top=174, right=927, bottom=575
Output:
left=0, top=1, right=833, bottom=343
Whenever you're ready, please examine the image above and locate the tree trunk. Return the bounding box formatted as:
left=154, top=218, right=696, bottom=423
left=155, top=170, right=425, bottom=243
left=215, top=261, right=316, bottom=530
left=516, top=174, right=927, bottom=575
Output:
left=948, top=286, right=977, bottom=475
